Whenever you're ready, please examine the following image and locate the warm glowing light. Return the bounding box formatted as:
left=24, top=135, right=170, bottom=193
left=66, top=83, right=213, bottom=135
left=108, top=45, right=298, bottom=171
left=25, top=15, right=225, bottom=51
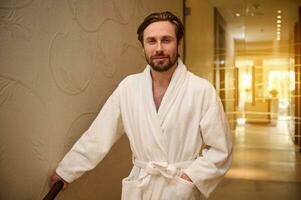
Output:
left=277, top=15, right=281, bottom=19
left=277, top=20, right=281, bottom=23
left=236, top=13, right=241, bottom=17
left=277, top=27, right=281, bottom=31
left=277, top=37, right=281, bottom=41
left=236, top=60, right=254, bottom=67
left=237, top=118, right=246, bottom=125
left=277, top=10, right=282, bottom=14
left=278, top=115, right=291, bottom=121
left=263, top=59, right=289, bottom=66
left=277, top=31, right=281, bottom=35
left=242, top=74, right=252, bottom=89
left=265, top=58, right=295, bottom=101
left=268, top=70, right=295, bottom=99
left=236, top=59, right=254, bottom=106
left=277, top=24, right=281, bottom=27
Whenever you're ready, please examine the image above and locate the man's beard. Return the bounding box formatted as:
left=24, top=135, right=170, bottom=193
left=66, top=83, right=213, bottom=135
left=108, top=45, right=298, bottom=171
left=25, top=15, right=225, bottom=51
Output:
left=146, top=52, right=178, bottom=72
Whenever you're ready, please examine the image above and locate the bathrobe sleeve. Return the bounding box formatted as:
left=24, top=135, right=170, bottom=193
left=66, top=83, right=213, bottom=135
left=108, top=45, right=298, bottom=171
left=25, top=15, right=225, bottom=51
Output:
left=183, top=86, right=233, bottom=198
left=56, top=86, right=123, bottom=183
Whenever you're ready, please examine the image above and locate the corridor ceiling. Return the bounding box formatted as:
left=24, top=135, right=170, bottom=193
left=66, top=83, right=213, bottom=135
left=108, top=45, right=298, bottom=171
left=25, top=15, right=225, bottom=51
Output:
left=209, top=0, right=301, bottom=43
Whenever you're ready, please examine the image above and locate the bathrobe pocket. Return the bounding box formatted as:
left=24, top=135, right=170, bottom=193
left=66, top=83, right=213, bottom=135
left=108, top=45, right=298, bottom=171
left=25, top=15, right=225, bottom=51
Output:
left=121, top=167, right=143, bottom=200
left=176, top=176, right=197, bottom=199
left=164, top=176, right=198, bottom=200
left=121, top=177, right=142, bottom=200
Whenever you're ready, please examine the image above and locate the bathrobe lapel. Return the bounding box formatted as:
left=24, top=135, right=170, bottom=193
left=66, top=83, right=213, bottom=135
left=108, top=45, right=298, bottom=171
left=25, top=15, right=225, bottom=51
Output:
left=142, top=59, right=188, bottom=157
left=142, top=66, right=167, bottom=156
left=157, top=59, right=187, bottom=123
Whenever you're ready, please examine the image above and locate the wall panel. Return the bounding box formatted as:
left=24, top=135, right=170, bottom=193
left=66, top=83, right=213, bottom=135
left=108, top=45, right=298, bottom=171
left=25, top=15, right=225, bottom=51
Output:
left=0, top=1, right=182, bottom=199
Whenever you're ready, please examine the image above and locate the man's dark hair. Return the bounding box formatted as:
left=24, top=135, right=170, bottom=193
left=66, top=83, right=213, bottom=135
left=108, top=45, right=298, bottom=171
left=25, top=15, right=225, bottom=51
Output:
left=137, top=11, right=184, bottom=45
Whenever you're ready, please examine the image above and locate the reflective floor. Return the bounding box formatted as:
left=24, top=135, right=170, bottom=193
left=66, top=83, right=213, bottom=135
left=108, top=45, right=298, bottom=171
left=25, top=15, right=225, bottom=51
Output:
left=208, top=120, right=301, bottom=200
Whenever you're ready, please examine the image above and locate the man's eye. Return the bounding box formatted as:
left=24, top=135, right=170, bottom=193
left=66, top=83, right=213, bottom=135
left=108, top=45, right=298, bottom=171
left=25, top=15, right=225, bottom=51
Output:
left=147, top=40, right=156, bottom=44
left=162, top=39, right=170, bottom=43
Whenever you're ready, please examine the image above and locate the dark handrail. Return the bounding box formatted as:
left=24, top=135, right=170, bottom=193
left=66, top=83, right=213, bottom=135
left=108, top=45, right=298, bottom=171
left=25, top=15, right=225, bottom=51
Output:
left=43, top=180, right=64, bottom=200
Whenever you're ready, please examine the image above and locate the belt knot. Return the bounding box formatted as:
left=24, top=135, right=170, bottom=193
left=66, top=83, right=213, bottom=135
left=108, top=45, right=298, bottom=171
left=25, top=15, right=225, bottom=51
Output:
left=145, top=161, right=178, bottom=178
left=133, top=159, right=193, bottom=188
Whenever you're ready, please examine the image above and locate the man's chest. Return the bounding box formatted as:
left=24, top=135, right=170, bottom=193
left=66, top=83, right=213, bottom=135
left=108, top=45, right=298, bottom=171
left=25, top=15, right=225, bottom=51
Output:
left=153, top=86, right=168, bottom=111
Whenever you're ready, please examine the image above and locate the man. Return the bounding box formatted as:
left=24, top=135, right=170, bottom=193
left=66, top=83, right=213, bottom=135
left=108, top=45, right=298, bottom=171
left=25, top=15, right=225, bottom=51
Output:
left=51, top=11, right=232, bottom=199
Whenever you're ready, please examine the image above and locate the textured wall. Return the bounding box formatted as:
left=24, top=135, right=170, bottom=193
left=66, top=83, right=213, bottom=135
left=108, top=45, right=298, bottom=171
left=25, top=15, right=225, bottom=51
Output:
left=0, top=1, right=182, bottom=199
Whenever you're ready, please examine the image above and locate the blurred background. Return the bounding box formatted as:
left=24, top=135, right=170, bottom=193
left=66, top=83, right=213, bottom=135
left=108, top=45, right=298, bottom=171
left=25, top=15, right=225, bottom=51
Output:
left=0, top=0, right=300, bottom=199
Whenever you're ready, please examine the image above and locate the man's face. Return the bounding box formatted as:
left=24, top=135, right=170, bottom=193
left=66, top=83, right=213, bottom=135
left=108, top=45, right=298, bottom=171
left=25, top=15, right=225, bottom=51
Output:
left=143, top=21, right=179, bottom=72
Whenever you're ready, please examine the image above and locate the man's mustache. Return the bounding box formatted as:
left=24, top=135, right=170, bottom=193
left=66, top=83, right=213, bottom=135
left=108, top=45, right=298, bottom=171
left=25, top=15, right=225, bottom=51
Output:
left=151, top=55, right=169, bottom=59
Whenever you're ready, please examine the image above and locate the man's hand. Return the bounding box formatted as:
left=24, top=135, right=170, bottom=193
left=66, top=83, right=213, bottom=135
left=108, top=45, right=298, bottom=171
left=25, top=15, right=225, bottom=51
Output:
left=180, top=173, right=193, bottom=182
left=50, top=172, right=69, bottom=191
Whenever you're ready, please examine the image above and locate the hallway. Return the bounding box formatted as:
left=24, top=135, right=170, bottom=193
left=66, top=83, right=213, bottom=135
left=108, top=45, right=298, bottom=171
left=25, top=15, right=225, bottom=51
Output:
left=209, top=119, right=301, bottom=199
left=183, top=1, right=301, bottom=198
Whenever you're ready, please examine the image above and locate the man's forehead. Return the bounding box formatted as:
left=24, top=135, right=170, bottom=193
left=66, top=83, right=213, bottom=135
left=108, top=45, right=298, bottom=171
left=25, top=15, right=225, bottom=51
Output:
left=143, top=21, right=176, bottom=38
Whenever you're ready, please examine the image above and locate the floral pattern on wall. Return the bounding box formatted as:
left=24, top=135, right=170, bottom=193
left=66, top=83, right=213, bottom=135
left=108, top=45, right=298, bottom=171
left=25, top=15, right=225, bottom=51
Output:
left=0, top=0, right=182, bottom=199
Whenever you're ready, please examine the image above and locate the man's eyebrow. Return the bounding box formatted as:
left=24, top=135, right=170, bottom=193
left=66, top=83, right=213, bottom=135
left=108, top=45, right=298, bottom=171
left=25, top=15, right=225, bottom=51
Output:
left=145, top=35, right=174, bottom=40
left=145, top=36, right=156, bottom=40
left=162, top=35, right=174, bottom=39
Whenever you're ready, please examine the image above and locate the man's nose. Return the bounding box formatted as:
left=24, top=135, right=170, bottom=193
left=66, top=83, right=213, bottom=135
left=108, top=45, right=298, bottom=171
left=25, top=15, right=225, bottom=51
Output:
left=155, top=42, right=163, bottom=52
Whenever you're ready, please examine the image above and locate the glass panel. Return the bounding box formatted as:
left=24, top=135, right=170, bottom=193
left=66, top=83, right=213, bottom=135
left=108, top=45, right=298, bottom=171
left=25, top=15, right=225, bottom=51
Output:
left=208, top=0, right=301, bottom=153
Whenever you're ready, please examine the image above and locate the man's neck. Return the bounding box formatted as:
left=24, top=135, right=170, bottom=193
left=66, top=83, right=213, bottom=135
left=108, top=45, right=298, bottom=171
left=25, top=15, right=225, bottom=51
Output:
left=150, top=63, right=178, bottom=111
left=150, top=63, right=177, bottom=87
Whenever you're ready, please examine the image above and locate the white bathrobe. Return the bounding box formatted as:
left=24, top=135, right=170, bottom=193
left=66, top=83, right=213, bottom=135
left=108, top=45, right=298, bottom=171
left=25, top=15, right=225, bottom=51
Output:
left=56, top=59, right=232, bottom=199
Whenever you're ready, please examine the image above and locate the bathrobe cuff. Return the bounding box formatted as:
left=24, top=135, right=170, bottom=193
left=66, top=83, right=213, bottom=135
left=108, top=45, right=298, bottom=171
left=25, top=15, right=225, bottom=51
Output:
left=183, top=161, right=222, bottom=198
left=56, top=166, right=75, bottom=183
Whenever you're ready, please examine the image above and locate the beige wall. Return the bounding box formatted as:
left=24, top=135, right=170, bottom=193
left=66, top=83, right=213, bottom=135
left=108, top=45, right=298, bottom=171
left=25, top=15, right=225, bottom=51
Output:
left=0, top=1, right=182, bottom=199
left=185, top=0, right=215, bottom=83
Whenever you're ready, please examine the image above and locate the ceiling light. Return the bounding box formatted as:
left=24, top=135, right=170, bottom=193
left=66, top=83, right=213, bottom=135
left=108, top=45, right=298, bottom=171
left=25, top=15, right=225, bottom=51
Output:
left=277, top=31, right=281, bottom=35
left=277, top=37, right=281, bottom=41
left=277, top=10, right=282, bottom=14
left=236, top=13, right=241, bottom=17
left=277, top=15, right=281, bottom=19
left=277, top=24, right=281, bottom=27
left=237, top=118, right=246, bottom=124
left=277, top=20, right=281, bottom=23
left=277, top=27, right=281, bottom=31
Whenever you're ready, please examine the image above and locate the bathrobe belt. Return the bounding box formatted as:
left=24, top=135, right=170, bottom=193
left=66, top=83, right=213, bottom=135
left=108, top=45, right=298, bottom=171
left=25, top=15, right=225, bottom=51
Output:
left=133, top=159, right=194, bottom=188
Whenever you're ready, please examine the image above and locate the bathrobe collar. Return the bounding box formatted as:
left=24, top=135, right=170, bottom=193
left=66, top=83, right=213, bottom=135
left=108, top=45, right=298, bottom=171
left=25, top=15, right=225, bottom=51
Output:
left=143, top=58, right=188, bottom=124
